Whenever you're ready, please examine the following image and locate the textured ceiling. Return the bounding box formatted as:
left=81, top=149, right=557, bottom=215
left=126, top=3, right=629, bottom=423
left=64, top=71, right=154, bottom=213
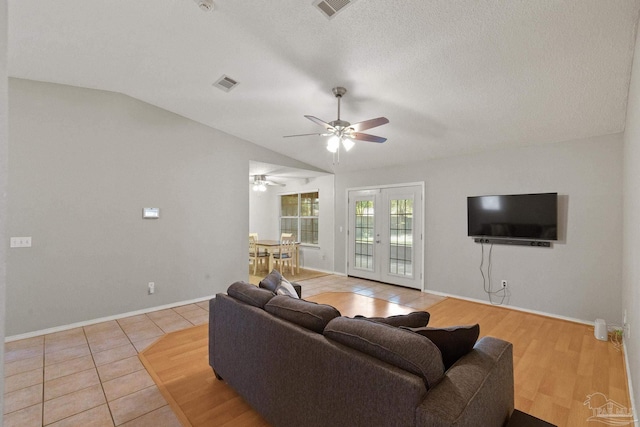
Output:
left=8, top=0, right=640, bottom=173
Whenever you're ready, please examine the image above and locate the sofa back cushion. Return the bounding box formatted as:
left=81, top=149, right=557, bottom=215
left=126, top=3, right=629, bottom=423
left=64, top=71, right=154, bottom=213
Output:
left=227, top=281, right=274, bottom=309
left=258, top=269, right=282, bottom=293
left=265, top=296, right=341, bottom=333
left=402, top=324, right=480, bottom=370
left=356, top=311, right=430, bottom=328
left=324, top=317, right=444, bottom=389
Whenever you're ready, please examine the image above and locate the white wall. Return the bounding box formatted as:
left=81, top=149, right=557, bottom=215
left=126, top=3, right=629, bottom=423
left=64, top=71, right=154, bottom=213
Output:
left=1, top=0, right=8, bottom=419
left=249, top=185, right=279, bottom=239
left=6, top=78, right=318, bottom=336
left=622, top=16, right=640, bottom=418
left=335, top=134, right=623, bottom=323
left=249, top=175, right=335, bottom=272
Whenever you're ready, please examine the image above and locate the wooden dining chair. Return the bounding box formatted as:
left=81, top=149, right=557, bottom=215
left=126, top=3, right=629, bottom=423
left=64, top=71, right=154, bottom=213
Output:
left=273, top=234, right=296, bottom=276
left=271, top=232, right=292, bottom=256
left=249, top=235, right=268, bottom=275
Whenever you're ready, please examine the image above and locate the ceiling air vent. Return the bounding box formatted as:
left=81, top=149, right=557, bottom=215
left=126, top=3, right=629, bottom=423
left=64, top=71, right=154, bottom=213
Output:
left=313, top=0, right=357, bottom=19
left=213, top=75, right=239, bottom=92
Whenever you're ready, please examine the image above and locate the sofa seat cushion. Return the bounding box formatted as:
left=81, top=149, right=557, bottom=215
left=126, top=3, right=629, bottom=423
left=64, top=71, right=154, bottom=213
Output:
left=403, top=324, right=480, bottom=370
left=324, top=317, right=444, bottom=389
left=356, top=311, right=430, bottom=328
left=265, top=296, right=341, bottom=333
left=227, top=281, right=275, bottom=309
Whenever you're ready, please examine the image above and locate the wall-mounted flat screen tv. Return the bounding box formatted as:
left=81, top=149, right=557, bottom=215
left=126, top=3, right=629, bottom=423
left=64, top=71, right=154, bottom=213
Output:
left=467, top=193, right=558, bottom=240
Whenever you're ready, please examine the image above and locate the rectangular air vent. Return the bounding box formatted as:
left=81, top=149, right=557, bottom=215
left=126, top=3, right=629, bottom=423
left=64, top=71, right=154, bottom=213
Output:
left=213, top=75, right=239, bottom=92
left=313, top=0, right=357, bottom=19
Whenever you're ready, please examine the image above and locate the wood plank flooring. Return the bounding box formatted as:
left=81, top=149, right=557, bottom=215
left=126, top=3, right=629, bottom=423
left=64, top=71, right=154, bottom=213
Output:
left=140, top=289, right=632, bottom=427
left=426, top=298, right=632, bottom=427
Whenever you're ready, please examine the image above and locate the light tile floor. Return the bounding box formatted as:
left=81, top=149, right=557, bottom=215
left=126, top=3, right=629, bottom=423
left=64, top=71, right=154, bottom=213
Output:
left=3, top=275, right=443, bottom=426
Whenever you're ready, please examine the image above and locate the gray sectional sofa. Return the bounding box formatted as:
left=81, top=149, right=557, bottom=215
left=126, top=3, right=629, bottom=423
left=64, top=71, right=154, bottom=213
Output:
left=209, top=281, right=514, bottom=427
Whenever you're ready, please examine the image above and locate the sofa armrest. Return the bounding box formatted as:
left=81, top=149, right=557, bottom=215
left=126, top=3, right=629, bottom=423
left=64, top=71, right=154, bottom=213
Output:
left=416, top=336, right=514, bottom=427
left=291, top=282, right=302, bottom=298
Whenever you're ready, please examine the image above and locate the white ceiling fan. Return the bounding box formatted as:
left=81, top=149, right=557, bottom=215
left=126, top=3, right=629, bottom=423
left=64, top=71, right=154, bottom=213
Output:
left=284, top=87, right=389, bottom=160
left=251, top=175, right=285, bottom=192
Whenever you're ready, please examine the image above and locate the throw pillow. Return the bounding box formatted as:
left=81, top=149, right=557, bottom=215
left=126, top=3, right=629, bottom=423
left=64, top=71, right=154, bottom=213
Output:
left=402, top=324, right=480, bottom=370
left=265, top=296, right=341, bottom=333
left=259, top=269, right=282, bottom=293
left=227, top=281, right=275, bottom=308
left=324, top=317, right=444, bottom=389
left=276, top=277, right=300, bottom=299
left=356, top=311, right=430, bottom=328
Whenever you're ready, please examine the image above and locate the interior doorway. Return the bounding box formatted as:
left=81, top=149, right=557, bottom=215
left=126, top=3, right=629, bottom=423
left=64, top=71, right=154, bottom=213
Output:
left=347, top=184, right=424, bottom=289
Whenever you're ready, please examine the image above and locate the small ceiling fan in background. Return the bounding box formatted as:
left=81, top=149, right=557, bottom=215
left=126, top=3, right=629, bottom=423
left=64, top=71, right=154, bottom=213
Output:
left=284, top=87, right=389, bottom=162
left=251, top=175, right=285, bottom=192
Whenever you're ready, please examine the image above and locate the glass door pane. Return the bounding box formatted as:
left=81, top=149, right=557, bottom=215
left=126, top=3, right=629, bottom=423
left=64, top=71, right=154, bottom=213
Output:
left=388, top=198, right=413, bottom=277
left=354, top=199, right=374, bottom=270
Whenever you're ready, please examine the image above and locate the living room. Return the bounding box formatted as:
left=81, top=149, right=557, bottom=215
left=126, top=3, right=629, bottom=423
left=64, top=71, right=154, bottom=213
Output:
left=1, top=1, right=640, bottom=426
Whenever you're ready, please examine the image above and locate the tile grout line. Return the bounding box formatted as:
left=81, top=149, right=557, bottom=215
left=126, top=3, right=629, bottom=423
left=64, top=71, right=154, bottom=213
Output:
left=40, top=339, right=44, bottom=427
left=83, top=324, right=117, bottom=427
left=6, top=280, right=424, bottom=426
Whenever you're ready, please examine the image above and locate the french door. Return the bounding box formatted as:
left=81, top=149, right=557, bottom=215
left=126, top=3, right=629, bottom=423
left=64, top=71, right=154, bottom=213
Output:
left=347, top=184, right=423, bottom=289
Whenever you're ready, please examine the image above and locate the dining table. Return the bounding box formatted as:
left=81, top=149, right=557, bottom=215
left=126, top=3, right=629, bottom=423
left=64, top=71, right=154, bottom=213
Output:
left=255, top=239, right=300, bottom=274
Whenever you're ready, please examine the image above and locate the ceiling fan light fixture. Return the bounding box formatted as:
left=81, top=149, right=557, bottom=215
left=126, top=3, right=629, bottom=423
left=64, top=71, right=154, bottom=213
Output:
left=252, top=175, right=268, bottom=192
left=327, top=135, right=340, bottom=153
left=252, top=182, right=267, bottom=192
left=342, top=137, right=355, bottom=152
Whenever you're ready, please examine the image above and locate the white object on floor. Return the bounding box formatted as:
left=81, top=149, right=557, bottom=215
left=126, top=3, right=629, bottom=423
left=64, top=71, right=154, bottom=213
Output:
left=594, top=318, right=608, bottom=341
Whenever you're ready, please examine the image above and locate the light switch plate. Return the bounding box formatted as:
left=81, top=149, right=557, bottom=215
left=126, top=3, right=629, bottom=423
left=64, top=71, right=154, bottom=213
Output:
left=10, top=237, right=32, bottom=248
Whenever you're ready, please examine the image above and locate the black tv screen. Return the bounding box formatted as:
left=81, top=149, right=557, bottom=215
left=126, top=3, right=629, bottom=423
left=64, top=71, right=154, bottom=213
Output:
left=467, top=193, right=558, bottom=240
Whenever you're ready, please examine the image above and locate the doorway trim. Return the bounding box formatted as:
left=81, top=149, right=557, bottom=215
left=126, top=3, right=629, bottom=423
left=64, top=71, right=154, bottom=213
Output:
left=344, top=182, right=425, bottom=290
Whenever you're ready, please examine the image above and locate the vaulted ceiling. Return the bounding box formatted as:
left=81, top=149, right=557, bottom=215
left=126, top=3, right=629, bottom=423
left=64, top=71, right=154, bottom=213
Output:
left=8, top=0, right=640, bottom=172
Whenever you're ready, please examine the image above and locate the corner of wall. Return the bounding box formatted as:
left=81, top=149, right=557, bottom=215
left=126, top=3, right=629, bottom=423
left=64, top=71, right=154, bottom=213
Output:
left=1, top=0, right=8, bottom=416
left=621, top=11, right=640, bottom=421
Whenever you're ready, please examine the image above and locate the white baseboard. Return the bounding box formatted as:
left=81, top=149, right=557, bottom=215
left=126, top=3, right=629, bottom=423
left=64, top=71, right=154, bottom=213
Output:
left=424, top=289, right=593, bottom=325
left=6, top=270, right=344, bottom=343
left=5, top=295, right=216, bottom=343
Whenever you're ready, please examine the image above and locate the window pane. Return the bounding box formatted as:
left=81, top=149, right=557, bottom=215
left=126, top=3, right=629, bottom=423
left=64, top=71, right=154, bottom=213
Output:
left=300, top=218, right=318, bottom=244
left=301, top=192, right=319, bottom=217
left=354, top=200, right=374, bottom=270
left=281, top=194, right=299, bottom=216
left=280, top=192, right=319, bottom=245
left=389, top=198, right=413, bottom=277
left=280, top=218, right=298, bottom=239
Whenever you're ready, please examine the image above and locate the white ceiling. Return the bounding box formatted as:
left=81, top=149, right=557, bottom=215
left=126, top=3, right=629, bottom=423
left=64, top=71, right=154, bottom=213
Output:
left=8, top=0, right=640, bottom=173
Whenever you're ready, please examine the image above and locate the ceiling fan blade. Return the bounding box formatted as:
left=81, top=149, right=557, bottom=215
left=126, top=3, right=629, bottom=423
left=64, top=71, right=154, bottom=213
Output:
left=351, top=132, right=387, bottom=143
left=305, top=115, right=336, bottom=131
left=349, top=117, right=389, bottom=132
left=283, top=132, right=325, bottom=138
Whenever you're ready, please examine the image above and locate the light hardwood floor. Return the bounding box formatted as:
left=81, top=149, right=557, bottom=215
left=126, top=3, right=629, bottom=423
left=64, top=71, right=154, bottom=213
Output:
left=425, top=298, right=633, bottom=427
left=141, top=275, right=633, bottom=427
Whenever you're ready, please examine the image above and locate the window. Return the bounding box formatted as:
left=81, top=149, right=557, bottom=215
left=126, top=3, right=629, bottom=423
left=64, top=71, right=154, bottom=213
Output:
left=280, top=191, right=319, bottom=245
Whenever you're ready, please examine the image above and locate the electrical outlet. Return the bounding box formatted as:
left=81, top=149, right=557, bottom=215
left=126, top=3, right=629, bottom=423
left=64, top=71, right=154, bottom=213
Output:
left=148, top=282, right=155, bottom=295
left=501, top=280, right=508, bottom=288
